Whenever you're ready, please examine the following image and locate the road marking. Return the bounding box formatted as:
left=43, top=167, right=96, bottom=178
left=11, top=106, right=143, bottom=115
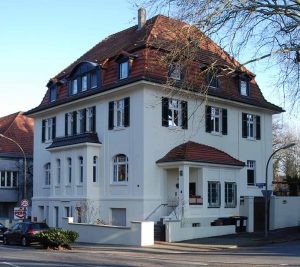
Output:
left=1, top=263, right=21, bottom=267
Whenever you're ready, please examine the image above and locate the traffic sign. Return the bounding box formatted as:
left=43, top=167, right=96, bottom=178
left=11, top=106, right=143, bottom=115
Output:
left=20, top=199, right=29, bottom=207
left=261, top=190, right=272, bottom=199
left=14, top=207, right=27, bottom=220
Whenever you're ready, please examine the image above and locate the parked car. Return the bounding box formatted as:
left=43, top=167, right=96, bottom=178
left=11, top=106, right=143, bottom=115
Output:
left=3, top=222, right=49, bottom=246
left=0, top=223, right=8, bottom=240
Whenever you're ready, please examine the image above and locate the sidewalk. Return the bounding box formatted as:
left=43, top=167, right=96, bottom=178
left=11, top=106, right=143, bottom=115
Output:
left=72, top=227, right=300, bottom=253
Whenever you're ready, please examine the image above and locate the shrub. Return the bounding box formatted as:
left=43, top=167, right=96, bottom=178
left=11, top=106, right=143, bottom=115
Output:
left=36, top=229, right=79, bottom=249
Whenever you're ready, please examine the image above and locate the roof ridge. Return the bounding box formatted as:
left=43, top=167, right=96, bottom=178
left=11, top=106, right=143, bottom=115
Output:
left=0, top=111, right=21, bottom=136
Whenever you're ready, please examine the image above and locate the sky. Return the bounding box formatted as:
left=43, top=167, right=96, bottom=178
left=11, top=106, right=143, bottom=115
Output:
left=0, top=0, right=299, bottom=130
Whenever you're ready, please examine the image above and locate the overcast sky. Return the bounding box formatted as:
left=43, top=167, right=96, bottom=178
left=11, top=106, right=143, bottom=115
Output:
left=0, top=0, right=298, bottom=130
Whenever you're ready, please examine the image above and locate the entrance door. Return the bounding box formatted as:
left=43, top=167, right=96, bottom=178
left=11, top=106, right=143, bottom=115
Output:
left=111, top=208, right=126, bottom=226
left=254, top=197, right=265, bottom=232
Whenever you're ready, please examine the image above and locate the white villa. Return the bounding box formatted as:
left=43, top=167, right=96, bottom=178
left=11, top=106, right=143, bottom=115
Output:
left=25, top=9, right=283, bottom=239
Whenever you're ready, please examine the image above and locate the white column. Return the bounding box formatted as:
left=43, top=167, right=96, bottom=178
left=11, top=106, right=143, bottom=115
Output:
left=179, top=165, right=189, bottom=209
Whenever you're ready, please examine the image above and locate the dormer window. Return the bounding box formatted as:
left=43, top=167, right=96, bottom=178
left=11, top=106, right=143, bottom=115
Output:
left=119, top=61, right=129, bottom=80
left=49, top=86, right=57, bottom=102
left=68, top=62, right=101, bottom=96
left=208, top=72, right=219, bottom=88
left=240, top=80, right=249, bottom=96
left=169, top=63, right=181, bottom=80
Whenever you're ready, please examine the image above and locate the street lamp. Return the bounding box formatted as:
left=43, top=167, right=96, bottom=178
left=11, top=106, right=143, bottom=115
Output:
left=0, top=133, right=27, bottom=200
left=264, top=142, right=296, bottom=238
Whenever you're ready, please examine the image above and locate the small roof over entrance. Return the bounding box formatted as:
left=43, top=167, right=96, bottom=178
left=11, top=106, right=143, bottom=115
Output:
left=157, top=141, right=245, bottom=167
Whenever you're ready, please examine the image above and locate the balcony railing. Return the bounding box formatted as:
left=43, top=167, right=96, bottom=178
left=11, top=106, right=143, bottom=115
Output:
left=189, top=195, right=203, bottom=205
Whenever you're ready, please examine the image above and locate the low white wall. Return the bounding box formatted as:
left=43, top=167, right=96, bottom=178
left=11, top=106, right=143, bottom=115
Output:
left=61, top=217, right=154, bottom=246
left=270, top=196, right=300, bottom=230
left=165, top=220, right=236, bottom=242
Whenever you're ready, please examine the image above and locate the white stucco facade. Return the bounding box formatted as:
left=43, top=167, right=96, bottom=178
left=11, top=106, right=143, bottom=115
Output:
left=31, top=81, right=274, bottom=232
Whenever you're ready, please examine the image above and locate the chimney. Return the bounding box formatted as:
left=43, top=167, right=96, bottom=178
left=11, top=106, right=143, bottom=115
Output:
left=138, top=8, right=146, bottom=30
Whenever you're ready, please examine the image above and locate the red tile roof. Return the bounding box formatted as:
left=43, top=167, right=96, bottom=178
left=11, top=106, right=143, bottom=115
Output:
left=157, top=141, right=245, bottom=167
left=0, top=112, right=34, bottom=157
left=26, top=14, right=283, bottom=115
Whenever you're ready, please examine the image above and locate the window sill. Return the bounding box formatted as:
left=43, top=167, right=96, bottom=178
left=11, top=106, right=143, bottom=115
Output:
left=208, top=206, right=220, bottom=208
left=110, top=182, right=128, bottom=186
left=54, top=185, right=60, bottom=188
left=76, top=184, right=83, bottom=187
left=210, top=131, right=222, bottom=136
left=225, top=205, right=236, bottom=208
left=113, top=126, right=126, bottom=131
left=246, top=137, right=256, bottom=141
left=65, top=184, right=71, bottom=187
left=168, top=126, right=182, bottom=130
left=42, top=186, right=50, bottom=189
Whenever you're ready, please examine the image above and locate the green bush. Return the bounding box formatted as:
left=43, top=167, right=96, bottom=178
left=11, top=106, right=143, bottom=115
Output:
left=36, top=229, right=79, bottom=249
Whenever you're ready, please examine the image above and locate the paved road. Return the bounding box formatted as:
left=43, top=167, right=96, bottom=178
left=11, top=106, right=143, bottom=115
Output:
left=0, top=240, right=300, bottom=266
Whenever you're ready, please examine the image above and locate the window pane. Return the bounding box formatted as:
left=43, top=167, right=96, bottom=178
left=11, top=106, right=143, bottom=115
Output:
left=118, top=164, right=126, bottom=181
left=91, top=71, right=97, bottom=88
left=72, top=79, right=78, bottom=94
left=12, top=172, right=18, bottom=187
left=6, top=172, right=11, bottom=187
left=240, top=81, right=248, bottom=96
left=120, top=62, right=128, bottom=79
left=82, top=75, right=88, bottom=91
left=1, top=172, right=5, bottom=187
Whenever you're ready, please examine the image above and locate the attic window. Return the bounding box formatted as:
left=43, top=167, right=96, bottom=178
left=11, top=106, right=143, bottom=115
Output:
left=119, top=61, right=129, bottom=80
left=49, top=86, right=57, bottom=102
left=240, top=80, right=249, bottom=96
left=72, top=79, right=78, bottom=94
left=169, top=63, right=181, bottom=80
left=207, top=72, right=219, bottom=88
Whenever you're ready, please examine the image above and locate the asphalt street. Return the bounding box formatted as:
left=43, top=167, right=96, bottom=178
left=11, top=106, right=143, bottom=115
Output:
left=0, top=240, right=300, bottom=267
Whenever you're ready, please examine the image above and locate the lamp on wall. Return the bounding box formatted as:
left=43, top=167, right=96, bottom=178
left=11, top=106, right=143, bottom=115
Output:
left=264, top=142, right=296, bottom=238
left=0, top=134, right=27, bottom=200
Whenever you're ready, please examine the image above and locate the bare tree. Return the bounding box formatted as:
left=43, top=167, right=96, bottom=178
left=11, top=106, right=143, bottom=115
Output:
left=136, top=0, right=300, bottom=105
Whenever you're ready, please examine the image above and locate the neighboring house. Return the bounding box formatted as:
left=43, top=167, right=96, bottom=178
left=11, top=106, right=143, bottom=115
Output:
left=25, top=10, right=283, bottom=232
left=0, top=112, right=33, bottom=222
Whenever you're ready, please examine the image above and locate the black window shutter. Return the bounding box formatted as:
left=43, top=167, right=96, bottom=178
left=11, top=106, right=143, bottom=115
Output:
left=65, top=114, right=68, bottom=136
left=42, top=119, right=46, bottom=143
left=256, top=115, right=261, bottom=140
left=242, top=113, right=248, bottom=138
left=234, top=183, right=237, bottom=207
left=91, top=106, right=96, bottom=132
left=124, top=97, right=130, bottom=127
left=108, top=101, right=114, bottom=130
left=52, top=117, right=56, bottom=139
left=73, top=111, right=77, bottom=135
left=246, top=82, right=250, bottom=96
left=96, top=68, right=101, bottom=87
left=181, top=101, right=188, bottom=129
left=222, top=109, right=228, bottom=135
left=87, top=73, right=91, bottom=90
left=218, top=182, right=221, bottom=207
left=205, top=106, right=212, bottom=132
left=162, top=97, right=169, bottom=127
left=83, top=109, right=87, bottom=132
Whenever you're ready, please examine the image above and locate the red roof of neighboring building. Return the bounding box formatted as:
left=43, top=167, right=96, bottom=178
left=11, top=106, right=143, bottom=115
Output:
left=0, top=112, right=34, bottom=157
left=157, top=141, right=245, bottom=167
left=25, top=14, right=283, bottom=115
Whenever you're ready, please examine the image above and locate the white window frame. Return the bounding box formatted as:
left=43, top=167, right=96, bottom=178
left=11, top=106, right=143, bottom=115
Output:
left=225, top=182, right=236, bottom=208
left=79, top=156, right=83, bottom=184
left=240, top=80, right=248, bottom=96
left=87, top=107, right=94, bottom=132
left=168, top=99, right=182, bottom=127
left=78, top=110, right=84, bottom=134
left=210, top=107, right=221, bottom=134
left=247, top=160, right=256, bottom=186
left=246, top=114, right=255, bottom=139
left=119, top=61, right=129, bottom=80
left=113, top=155, right=128, bottom=183
left=68, top=113, right=74, bottom=136
left=93, top=156, right=97, bottom=183
left=67, top=158, right=72, bottom=184
left=81, top=75, right=88, bottom=91
left=169, top=63, right=181, bottom=80
left=0, top=171, right=18, bottom=188
left=208, top=181, right=220, bottom=208
left=115, top=99, right=125, bottom=128
left=45, top=163, right=51, bottom=186
left=72, top=79, right=78, bottom=94
left=45, top=118, right=54, bottom=141
left=56, top=159, right=61, bottom=185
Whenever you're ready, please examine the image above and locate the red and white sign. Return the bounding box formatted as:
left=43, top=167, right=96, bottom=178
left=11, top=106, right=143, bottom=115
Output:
left=14, top=207, right=27, bottom=219
left=20, top=199, right=29, bottom=207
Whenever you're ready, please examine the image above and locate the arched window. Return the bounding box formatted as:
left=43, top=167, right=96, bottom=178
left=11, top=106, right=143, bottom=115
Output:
left=93, top=156, right=97, bottom=183
left=113, top=154, right=128, bottom=183
left=45, top=163, right=51, bottom=186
